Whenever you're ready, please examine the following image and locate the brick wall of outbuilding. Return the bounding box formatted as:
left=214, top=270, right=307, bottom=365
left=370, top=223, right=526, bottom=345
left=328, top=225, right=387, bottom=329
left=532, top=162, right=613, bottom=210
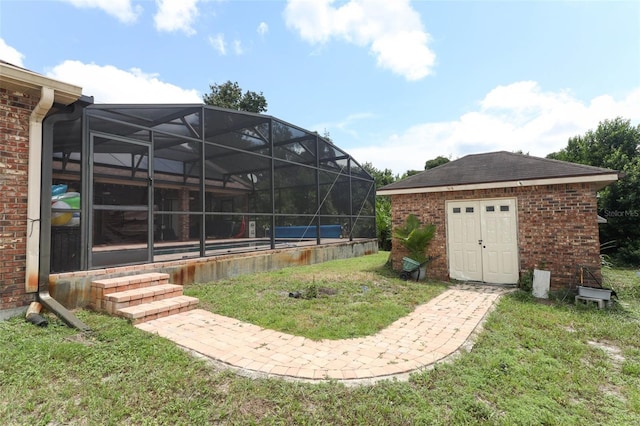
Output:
left=0, top=87, right=38, bottom=310
left=390, top=183, right=602, bottom=290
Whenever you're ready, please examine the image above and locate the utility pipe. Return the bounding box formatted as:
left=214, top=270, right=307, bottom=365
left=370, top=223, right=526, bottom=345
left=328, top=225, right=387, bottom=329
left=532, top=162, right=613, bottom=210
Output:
left=28, top=87, right=90, bottom=331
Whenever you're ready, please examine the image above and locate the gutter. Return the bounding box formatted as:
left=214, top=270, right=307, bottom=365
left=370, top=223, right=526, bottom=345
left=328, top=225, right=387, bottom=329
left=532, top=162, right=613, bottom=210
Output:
left=29, top=88, right=90, bottom=331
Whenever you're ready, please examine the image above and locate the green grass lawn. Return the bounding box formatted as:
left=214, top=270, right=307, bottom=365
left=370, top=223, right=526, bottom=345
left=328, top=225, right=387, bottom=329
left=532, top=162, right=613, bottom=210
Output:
left=184, top=251, right=447, bottom=340
left=1, top=255, right=639, bottom=425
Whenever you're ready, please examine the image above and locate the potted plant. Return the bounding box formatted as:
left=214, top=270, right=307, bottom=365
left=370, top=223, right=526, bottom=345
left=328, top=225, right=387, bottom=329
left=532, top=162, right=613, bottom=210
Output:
left=393, top=214, right=436, bottom=280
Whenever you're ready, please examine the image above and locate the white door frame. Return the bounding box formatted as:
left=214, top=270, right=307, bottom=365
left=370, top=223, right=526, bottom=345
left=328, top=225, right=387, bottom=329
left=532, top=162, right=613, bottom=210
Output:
left=446, top=197, right=519, bottom=284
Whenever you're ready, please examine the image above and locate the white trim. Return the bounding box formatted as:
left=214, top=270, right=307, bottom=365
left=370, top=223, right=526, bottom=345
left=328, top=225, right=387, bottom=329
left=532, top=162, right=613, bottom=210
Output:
left=0, top=62, right=82, bottom=105
left=377, top=174, right=619, bottom=195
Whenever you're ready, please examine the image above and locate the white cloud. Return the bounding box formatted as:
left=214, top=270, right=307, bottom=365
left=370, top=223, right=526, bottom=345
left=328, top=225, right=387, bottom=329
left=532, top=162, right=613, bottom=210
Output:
left=283, top=0, right=435, bottom=81
left=154, top=0, right=200, bottom=35
left=46, top=60, right=201, bottom=103
left=348, top=82, right=640, bottom=174
left=0, top=38, right=25, bottom=67
left=257, top=22, right=269, bottom=37
left=312, top=112, right=376, bottom=140
left=208, top=34, right=244, bottom=56
left=233, top=40, right=244, bottom=55
left=209, top=34, right=226, bottom=55
left=61, top=0, right=142, bottom=24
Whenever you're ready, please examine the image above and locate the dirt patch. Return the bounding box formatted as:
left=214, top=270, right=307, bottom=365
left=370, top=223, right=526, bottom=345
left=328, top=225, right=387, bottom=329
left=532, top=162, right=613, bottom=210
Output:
left=65, top=332, right=96, bottom=346
left=318, top=287, right=337, bottom=296
left=599, top=383, right=627, bottom=402
left=587, top=340, right=625, bottom=368
left=586, top=341, right=627, bottom=401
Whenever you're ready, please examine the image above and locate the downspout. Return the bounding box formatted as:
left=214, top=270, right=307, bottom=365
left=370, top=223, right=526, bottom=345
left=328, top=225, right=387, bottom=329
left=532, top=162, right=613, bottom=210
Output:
left=28, top=88, right=90, bottom=331
left=25, top=87, right=54, bottom=293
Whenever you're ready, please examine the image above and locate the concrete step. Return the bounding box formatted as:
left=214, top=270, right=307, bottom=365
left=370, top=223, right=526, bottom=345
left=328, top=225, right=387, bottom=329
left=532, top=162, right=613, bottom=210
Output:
left=116, top=295, right=199, bottom=324
left=91, top=272, right=170, bottom=310
left=103, top=284, right=184, bottom=314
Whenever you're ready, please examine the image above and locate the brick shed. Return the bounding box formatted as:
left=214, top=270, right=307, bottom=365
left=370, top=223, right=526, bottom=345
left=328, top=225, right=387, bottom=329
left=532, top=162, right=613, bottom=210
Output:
left=377, top=151, right=620, bottom=290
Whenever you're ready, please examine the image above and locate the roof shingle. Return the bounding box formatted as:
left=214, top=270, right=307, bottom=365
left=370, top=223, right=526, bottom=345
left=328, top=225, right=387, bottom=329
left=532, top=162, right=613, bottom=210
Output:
left=379, top=151, right=619, bottom=191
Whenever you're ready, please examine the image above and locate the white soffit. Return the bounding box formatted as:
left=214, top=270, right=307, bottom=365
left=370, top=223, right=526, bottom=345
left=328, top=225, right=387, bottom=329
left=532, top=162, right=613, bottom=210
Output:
left=0, top=62, right=82, bottom=105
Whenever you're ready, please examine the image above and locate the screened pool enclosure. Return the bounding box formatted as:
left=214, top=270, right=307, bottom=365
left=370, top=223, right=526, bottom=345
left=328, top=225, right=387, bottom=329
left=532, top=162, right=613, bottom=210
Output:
left=45, top=103, right=376, bottom=272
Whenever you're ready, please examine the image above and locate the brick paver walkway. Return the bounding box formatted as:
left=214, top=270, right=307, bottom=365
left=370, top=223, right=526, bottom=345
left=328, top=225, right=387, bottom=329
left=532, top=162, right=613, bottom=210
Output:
left=136, top=284, right=509, bottom=384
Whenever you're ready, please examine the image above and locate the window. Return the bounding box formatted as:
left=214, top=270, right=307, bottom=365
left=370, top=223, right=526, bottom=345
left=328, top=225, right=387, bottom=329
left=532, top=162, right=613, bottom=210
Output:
left=500, top=205, right=510, bottom=212
left=486, top=206, right=495, bottom=212
left=465, top=207, right=474, bottom=213
left=453, top=207, right=461, bottom=213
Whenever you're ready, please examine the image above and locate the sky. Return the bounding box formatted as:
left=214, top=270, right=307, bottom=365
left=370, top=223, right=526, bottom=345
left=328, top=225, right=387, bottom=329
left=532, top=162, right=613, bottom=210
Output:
left=1, top=0, right=639, bottom=175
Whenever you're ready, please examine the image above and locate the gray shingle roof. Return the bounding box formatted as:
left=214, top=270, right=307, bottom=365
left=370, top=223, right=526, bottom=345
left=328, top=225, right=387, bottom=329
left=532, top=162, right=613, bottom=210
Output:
left=378, top=151, right=619, bottom=191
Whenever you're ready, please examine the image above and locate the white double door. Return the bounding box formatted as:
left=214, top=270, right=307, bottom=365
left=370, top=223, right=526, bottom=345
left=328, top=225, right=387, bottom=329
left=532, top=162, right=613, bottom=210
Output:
left=447, top=198, right=519, bottom=284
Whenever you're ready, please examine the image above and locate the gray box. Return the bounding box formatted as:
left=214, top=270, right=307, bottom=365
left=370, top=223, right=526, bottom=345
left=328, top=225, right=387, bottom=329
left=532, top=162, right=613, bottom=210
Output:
left=577, top=286, right=612, bottom=300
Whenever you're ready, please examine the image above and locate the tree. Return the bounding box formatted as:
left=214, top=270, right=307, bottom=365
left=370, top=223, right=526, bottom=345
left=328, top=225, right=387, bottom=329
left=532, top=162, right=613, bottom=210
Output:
left=547, top=117, right=640, bottom=265
left=424, top=155, right=449, bottom=170
left=362, top=162, right=396, bottom=188
left=400, top=169, right=421, bottom=179
left=203, top=80, right=268, bottom=113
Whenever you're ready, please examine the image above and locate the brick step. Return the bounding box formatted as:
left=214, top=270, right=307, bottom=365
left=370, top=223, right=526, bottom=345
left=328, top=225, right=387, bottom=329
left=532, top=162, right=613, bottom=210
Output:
left=91, top=273, right=170, bottom=310
left=116, top=295, right=199, bottom=324
left=103, top=284, right=184, bottom=314
left=92, top=272, right=170, bottom=292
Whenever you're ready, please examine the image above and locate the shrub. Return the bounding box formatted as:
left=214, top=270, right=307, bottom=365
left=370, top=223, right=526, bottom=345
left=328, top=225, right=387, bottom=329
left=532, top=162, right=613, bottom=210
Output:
left=518, top=269, right=533, bottom=292
left=393, top=214, right=436, bottom=263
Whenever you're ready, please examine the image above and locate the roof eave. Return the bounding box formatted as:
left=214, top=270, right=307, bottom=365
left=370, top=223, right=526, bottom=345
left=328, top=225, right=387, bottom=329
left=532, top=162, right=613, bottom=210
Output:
left=376, top=173, right=620, bottom=196
left=0, top=62, right=82, bottom=105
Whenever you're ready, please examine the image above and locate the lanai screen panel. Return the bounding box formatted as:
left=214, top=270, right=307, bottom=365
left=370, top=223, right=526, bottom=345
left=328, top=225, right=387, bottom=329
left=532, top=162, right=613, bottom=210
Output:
left=48, top=103, right=376, bottom=272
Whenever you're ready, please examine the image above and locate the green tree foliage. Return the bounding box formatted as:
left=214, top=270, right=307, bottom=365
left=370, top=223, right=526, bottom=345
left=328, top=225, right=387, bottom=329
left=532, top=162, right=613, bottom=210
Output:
left=363, top=162, right=397, bottom=250
left=425, top=155, right=450, bottom=170
left=400, top=169, right=421, bottom=179
left=375, top=197, right=392, bottom=251
left=363, top=162, right=396, bottom=188
left=547, top=117, right=640, bottom=265
left=203, top=80, right=268, bottom=113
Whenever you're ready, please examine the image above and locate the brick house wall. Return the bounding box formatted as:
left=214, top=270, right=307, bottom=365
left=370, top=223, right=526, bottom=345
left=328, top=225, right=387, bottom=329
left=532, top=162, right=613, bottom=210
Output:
left=0, top=87, right=39, bottom=310
left=390, top=182, right=602, bottom=290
